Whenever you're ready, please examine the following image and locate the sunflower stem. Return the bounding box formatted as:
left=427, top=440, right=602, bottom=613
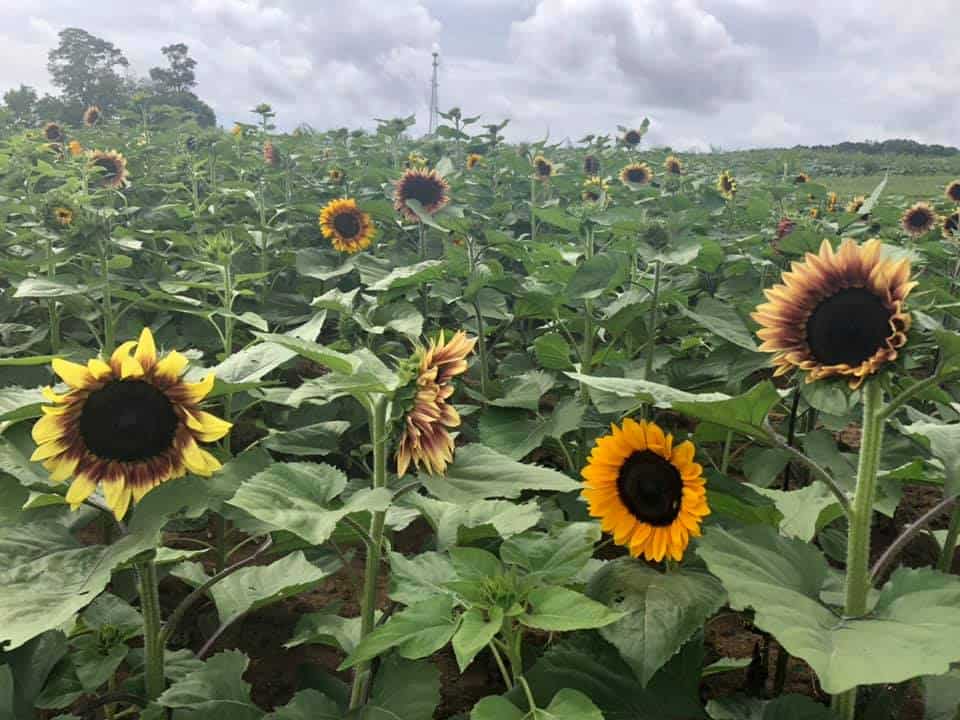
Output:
left=137, top=559, right=165, bottom=701
left=99, top=234, right=115, bottom=355
left=832, top=380, right=885, bottom=720
left=720, top=431, right=733, bottom=476
left=349, top=395, right=390, bottom=710
left=488, top=640, right=513, bottom=690
left=529, top=177, right=537, bottom=245
left=643, top=260, right=662, bottom=382
left=46, top=234, right=61, bottom=354
left=937, top=503, right=960, bottom=573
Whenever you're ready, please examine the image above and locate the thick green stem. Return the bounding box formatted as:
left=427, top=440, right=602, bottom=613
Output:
left=643, top=260, right=662, bottom=381
left=938, top=505, right=960, bottom=573
left=349, top=396, right=390, bottom=710
left=100, top=238, right=115, bottom=354
left=137, top=560, right=165, bottom=700
left=832, top=380, right=885, bottom=719
left=473, top=301, right=490, bottom=397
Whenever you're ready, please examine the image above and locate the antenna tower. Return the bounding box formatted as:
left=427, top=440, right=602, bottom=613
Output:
left=428, top=51, right=440, bottom=134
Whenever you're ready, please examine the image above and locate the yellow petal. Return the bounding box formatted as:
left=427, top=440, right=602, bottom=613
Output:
left=65, top=474, right=98, bottom=507
left=31, top=414, right=67, bottom=444
left=134, top=327, right=158, bottom=370
left=52, top=359, right=94, bottom=389
left=110, top=340, right=138, bottom=369
left=121, top=356, right=145, bottom=379
left=181, top=436, right=213, bottom=476
left=48, top=454, right=80, bottom=483
left=180, top=373, right=215, bottom=403
left=42, top=386, right=72, bottom=403
left=154, top=350, right=189, bottom=383
left=87, top=358, right=113, bottom=380
left=184, top=410, right=232, bottom=442
left=31, top=440, right=68, bottom=461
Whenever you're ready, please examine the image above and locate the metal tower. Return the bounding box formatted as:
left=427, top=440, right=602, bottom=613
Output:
left=428, top=51, right=440, bottom=134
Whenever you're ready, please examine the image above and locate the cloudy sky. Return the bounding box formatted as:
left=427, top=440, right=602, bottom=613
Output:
left=1, top=0, right=956, bottom=150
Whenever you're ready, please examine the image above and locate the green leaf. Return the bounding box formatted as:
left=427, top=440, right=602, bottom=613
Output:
left=477, top=407, right=548, bottom=460
left=677, top=297, right=758, bottom=352
left=534, top=206, right=580, bottom=233
left=566, top=255, right=625, bottom=300
left=858, top=173, right=887, bottom=217
left=72, top=639, right=127, bottom=691
left=157, top=650, right=261, bottom=720
left=755, top=483, right=841, bottom=541
left=340, top=596, right=460, bottom=669
left=923, top=670, right=960, bottom=720
left=251, top=333, right=360, bottom=375
left=0, top=386, right=43, bottom=423
left=534, top=333, right=574, bottom=370
left=707, top=694, right=836, bottom=720
left=403, top=495, right=541, bottom=551
left=388, top=551, right=457, bottom=606
left=699, top=526, right=960, bottom=693
left=227, top=462, right=392, bottom=545
left=6, top=631, right=68, bottom=717
left=500, top=523, right=600, bottom=584
left=490, top=371, right=554, bottom=411
left=452, top=607, right=504, bottom=672
left=586, top=560, right=726, bottom=686
left=421, top=444, right=579, bottom=502
left=520, top=586, right=625, bottom=631
left=266, top=689, right=341, bottom=719
left=262, top=421, right=350, bottom=456
left=354, top=655, right=440, bottom=720
left=901, top=421, right=960, bottom=496
left=13, top=279, right=89, bottom=298
left=472, top=688, right=603, bottom=720
left=934, top=330, right=960, bottom=374
left=285, top=611, right=370, bottom=655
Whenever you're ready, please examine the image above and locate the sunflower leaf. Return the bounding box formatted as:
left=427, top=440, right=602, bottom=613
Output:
left=520, top=586, right=625, bottom=632
left=157, top=650, right=261, bottom=720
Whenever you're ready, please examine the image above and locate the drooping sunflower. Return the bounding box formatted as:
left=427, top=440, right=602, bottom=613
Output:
left=396, top=330, right=477, bottom=477
left=394, top=167, right=450, bottom=222
left=901, top=201, right=936, bottom=236
left=43, top=122, right=64, bottom=142
left=83, top=105, right=101, bottom=127
left=466, top=153, right=483, bottom=170
left=582, top=176, right=609, bottom=203
left=664, top=155, right=683, bottom=175
left=30, top=328, right=231, bottom=520
left=752, top=238, right=915, bottom=389
left=68, top=140, right=83, bottom=157
left=623, top=129, right=642, bottom=147
left=533, top=155, right=553, bottom=180
left=946, top=180, right=960, bottom=204
left=319, top=198, right=376, bottom=254
left=943, top=211, right=959, bottom=239
left=89, top=150, right=129, bottom=189
left=583, top=154, right=600, bottom=175
left=827, top=191, right=839, bottom=212
left=581, top=418, right=709, bottom=562
left=620, top=162, right=652, bottom=186
left=846, top=195, right=866, bottom=214
left=794, top=172, right=810, bottom=184
left=717, top=170, right=736, bottom=199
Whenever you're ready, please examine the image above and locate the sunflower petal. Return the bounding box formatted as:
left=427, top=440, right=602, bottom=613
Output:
left=52, top=359, right=94, bottom=389
left=154, top=350, right=189, bottom=384
left=134, top=327, right=158, bottom=370
left=65, top=473, right=98, bottom=508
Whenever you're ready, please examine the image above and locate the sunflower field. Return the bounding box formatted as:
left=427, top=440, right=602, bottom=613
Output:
left=2, top=106, right=960, bottom=720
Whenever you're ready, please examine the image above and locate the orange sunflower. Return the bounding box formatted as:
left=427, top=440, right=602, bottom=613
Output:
left=394, top=168, right=450, bottom=222
left=319, top=198, right=376, bottom=254
left=89, top=150, right=129, bottom=189
left=43, top=122, right=64, bottom=142
left=83, top=105, right=101, bottom=127
left=581, top=419, right=709, bottom=562
left=30, top=328, right=231, bottom=519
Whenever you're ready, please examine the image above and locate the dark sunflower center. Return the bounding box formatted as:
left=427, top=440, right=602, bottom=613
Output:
left=949, top=185, right=960, bottom=202
left=907, top=209, right=932, bottom=229
left=616, top=450, right=683, bottom=527
left=94, top=158, right=118, bottom=179
left=947, top=214, right=959, bottom=233
left=626, top=168, right=646, bottom=183
left=403, top=176, right=444, bottom=206
left=625, top=131, right=640, bottom=144
left=79, top=380, right=178, bottom=462
left=805, top=287, right=892, bottom=367
left=333, top=211, right=361, bottom=238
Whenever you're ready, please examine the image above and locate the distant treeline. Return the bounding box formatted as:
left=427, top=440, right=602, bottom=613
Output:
left=790, top=139, right=959, bottom=157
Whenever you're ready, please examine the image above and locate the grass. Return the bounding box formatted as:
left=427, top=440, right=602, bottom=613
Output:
left=817, top=174, right=955, bottom=199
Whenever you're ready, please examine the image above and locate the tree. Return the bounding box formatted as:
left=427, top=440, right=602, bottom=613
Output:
left=149, top=43, right=197, bottom=94
left=47, top=28, right=129, bottom=114
left=3, top=85, right=39, bottom=127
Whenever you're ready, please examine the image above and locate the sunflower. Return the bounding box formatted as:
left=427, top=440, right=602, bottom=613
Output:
left=775, top=217, right=795, bottom=241
left=328, top=167, right=345, bottom=183
left=30, top=328, right=231, bottom=520
left=583, top=154, right=600, bottom=175
left=83, top=105, right=101, bottom=127
left=582, top=176, right=609, bottom=203
left=752, top=238, right=915, bottom=389
left=810, top=207, right=820, bottom=219
left=846, top=195, right=866, bottom=214
left=581, top=419, right=709, bottom=562
left=405, top=151, right=428, bottom=169
left=664, top=155, right=683, bottom=175
left=53, top=207, right=74, bottom=227
left=623, top=129, right=642, bottom=147
left=620, top=162, right=652, bottom=186
left=43, top=122, right=63, bottom=142
left=717, top=170, right=737, bottom=199
left=396, top=331, right=476, bottom=477
left=901, top=202, right=936, bottom=236
left=89, top=150, right=129, bottom=189
left=946, top=181, right=960, bottom=204
left=68, top=140, right=83, bottom=157
left=394, top=167, right=450, bottom=222
left=794, top=172, right=809, bottom=184
left=827, top=191, right=839, bottom=212
left=943, top=211, right=959, bottom=239
left=231, top=124, right=243, bottom=137
left=319, top=198, right=376, bottom=254
left=466, top=153, right=483, bottom=170
left=533, top=155, right=553, bottom=180
left=263, top=141, right=278, bottom=166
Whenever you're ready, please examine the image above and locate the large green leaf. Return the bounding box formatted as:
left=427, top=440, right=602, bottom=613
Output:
left=520, top=587, right=624, bottom=631
left=420, top=444, right=579, bottom=502
left=755, top=483, right=840, bottom=541
left=157, top=650, right=261, bottom=720
left=351, top=655, right=441, bottom=720
left=403, top=494, right=541, bottom=550
left=677, top=297, right=758, bottom=352
left=901, top=421, right=960, bottom=496
left=452, top=606, right=504, bottom=672
left=388, top=551, right=457, bottom=606
left=266, top=689, right=341, bottom=719
left=700, top=526, right=960, bottom=693
left=471, top=689, right=604, bottom=720
left=500, top=523, right=599, bottom=584
left=490, top=371, right=555, bottom=411
left=227, top=462, right=392, bottom=545
left=707, top=694, right=836, bottom=719
left=587, top=560, right=725, bottom=686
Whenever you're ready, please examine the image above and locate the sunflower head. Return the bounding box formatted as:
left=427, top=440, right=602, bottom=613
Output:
left=775, top=217, right=795, bottom=241
left=583, top=154, right=601, bottom=175
left=328, top=167, right=345, bottom=183
left=396, top=330, right=477, bottom=477
left=717, top=170, right=737, bottom=199
left=752, top=238, right=916, bottom=389
left=794, top=172, right=809, bottom=184
left=581, top=418, right=709, bottom=562
left=466, top=153, right=483, bottom=170
left=620, top=162, right=652, bottom=186
left=623, top=129, right=642, bottom=146
left=943, top=211, right=960, bottom=239
left=394, top=168, right=450, bottom=222
left=664, top=155, right=683, bottom=175
left=30, top=328, right=231, bottom=520
left=89, top=150, right=129, bottom=189
left=83, top=105, right=101, bottom=127
left=319, top=198, right=376, bottom=254
left=946, top=181, right=960, bottom=204
left=54, top=207, right=74, bottom=226
left=846, top=195, right=866, bottom=214
left=810, top=207, right=820, bottom=219
left=405, top=151, right=428, bottom=169
left=533, top=155, right=553, bottom=180
left=263, top=141, right=278, bottom=166
left=43, top=122, right=64, bottom=142
left=827, top=191, right=838, bottom=212
left=68, top=140, right=83, bottom=157
left=901, top=202, right=936, bottom=236
left=582, top=175, right=609, bottom=203
left=231, top=124, right=243, bottom=137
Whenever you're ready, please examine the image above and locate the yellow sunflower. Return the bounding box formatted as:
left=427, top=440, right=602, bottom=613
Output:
left=83, top=105, right=101, bottom=127
left=945, top=180, right=960, bottom=204
left=664, top=155, right=683, bottom=175
left=54, top=207, right=74, bottom=226
left=943, top=211, right=959, bottom=239
left=89, top=150, right=129, bottom=189
left=582, top=175, right=609, bottom=203
left=43, top=122, right=63, bottom=142
left=717, top=170, right=736, bottom=199
left=68, top=140, right=83, bottom=157
left=581, top=419, right=709, bottom=562
left=319, top=198, right=375, bottom=254
left=810, top=207, right=820, bottom=219
left=466, top=153, right=483, bottom=170
left=620, top=162, right=652, bottom=186
left=394, top=168, right=450, bottom=222
left=231, top=124, right=243, bottom=137
left=752, top=238, right=915, bottom=389
left=846, top=195, right=866, bottom=214
left=827, top=191, right=839, bottom=212
left=396, top=331, right=476, bottom=477
left=405, top=151, right=428, bottom=169
left=901, top=202, right=936, bottom=236
left=328, top=167, right=345, bottom=183
left=533, top=155, right=554, bottom=180
left=30, top=328, right=231, bottom=520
